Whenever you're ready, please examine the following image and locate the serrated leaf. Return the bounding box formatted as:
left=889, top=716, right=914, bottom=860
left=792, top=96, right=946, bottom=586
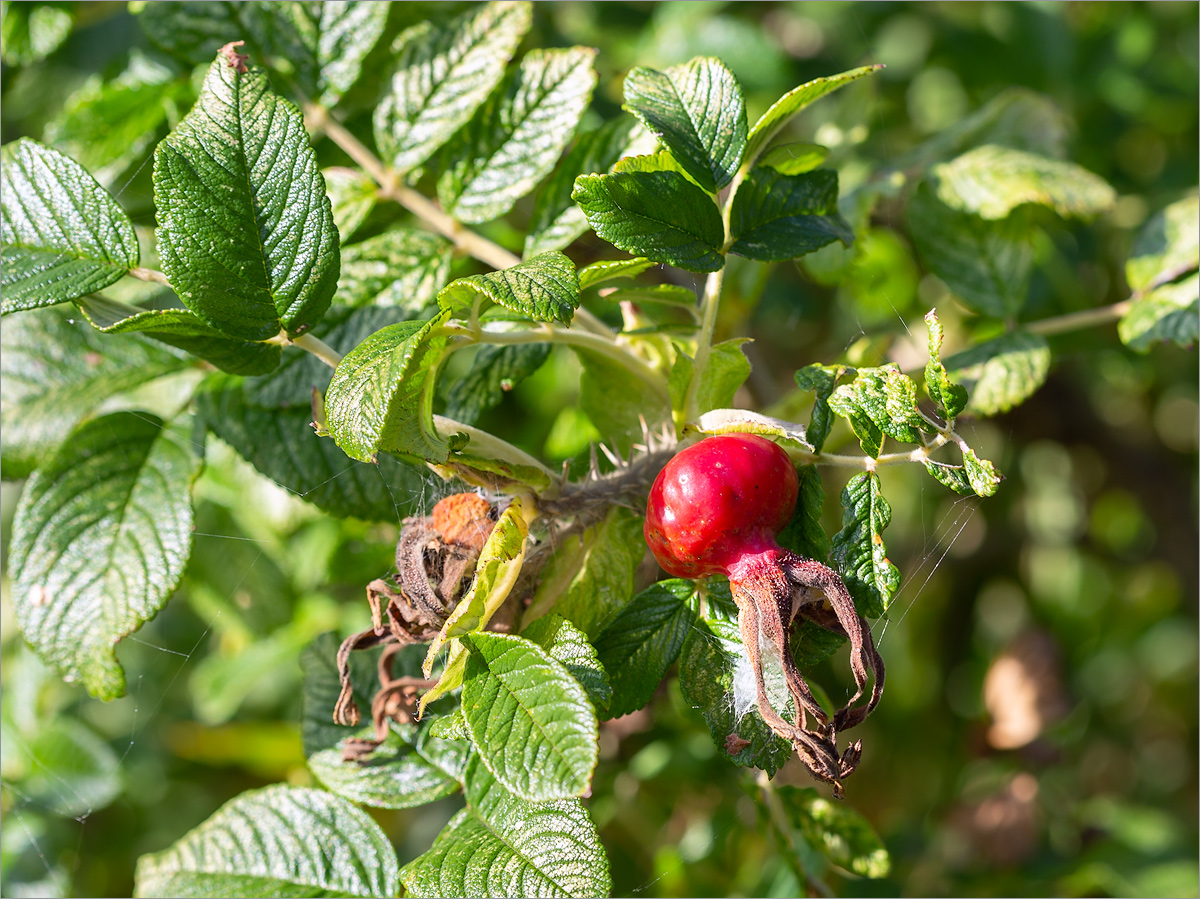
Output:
left=1126, top=195, right=1199, bottom=292
left=338, top=229, right=452, bottom=311
left=744, top=65, right=882, bottom=168
left=133, top=785, right=400, bottom=898
left=325, top=310, right=452, bottom=463
left=577, top=256, right=656, bottom=291
left=909, top=184, right=1033, bottom=319
left=522, top=615, right=612, bottom=714
left=10, top=412, right=201, bottom=699
left=439, top=46, right=597, bottom=224
left=777, top=785, right=891, bottom=879
left=830, top=472, right=900, bottom=619
left=793, top=363, right=846, bottom=454
left=374, top=1, right=531, bottom=174
left=154, top=50, right=339, bottom=341
left=829, top=366, right=926, bottom=451
left=678, top=618, right=793, bottom=775
left=460, top=632, right=598, bottom=802
left=777, top=464, right=830, bottom=564
left=439, top=252, right=580, bottom=324
left=962, top=447, right=1001, bottom=497
left=943, top=331, right=1051, bottom=416
left=759, top=142, right=829, bottom=176
left=0, top=308, right=188, bottom=479
left=1119, top=274, right=1200, bottom=352
left=0, top=1, right=72, bottom=66
left=525, top=118, right=653, bottom=258
left=729, top=167, right=853, bottom=262
left=425, top=499, right=528, bottom=673
left=445, top=343, right=551, bottom=425
left=593, top=579, right=696, bottom=719
left=525, top=507, right=645, bottom=637
left=136, top=1, right=242, bottom=66
left=933, top=144, right=1115, bottom=220
left=688, top=409, right=813, bottom=450
left=1, top=138, right=140, bottom=313
left=323, top=167, right=377, bottom=241
left=577, top=348, right=671, bottom=453
left=76, top=294, right=281, bottom=376
left=923, top=309, right=968, bottom=421
left=668, top=339, right=752, bottom=423
left=401, top=756, right=611, bottom=899
left=623, top=57, right=746, bottom=193
left=572, top=171, right=724, bottom=273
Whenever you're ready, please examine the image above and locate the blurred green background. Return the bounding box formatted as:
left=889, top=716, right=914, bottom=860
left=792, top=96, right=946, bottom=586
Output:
left=2, top=2, right=1196, bottom=897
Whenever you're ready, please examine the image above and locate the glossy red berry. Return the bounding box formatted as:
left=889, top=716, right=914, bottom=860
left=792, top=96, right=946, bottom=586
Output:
left=644, top=433, right=799, bottom=579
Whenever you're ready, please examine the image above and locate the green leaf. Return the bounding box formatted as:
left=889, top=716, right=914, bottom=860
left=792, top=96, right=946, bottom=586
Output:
left=154, top=50, right=339, bottom=341
left=374, top=1, right=532, bottom=174
left=923, top=309, right=968, bottom=421
left=593, top=579, right=696, bottom=719
left=460, top=632, right=598, bottom=802
left=729, top=167, right=853, bottom=262
left=572, top=170, right=725, bottom=272
left=1119, top=274, right=1200, bottom=352
left=577, top=256, right=656, bottom=291
left=133, top=785, right=400, bottom=899
left=604, top=283, right=698, bottom=309
left=338, top=229, right=453, bottom=311
left=829, top=366, right=926, bottom=451
left=678, top=618, right=793, bottom=775
left=9, top=412, right=202, bottom=699
left=790, top=619, right=847, bottom=670
left=401, top=756, right=611, bottom=899
left=777, top=785, right=891, bottom=879
left=668, top=339, right=752, bottom=421
left=744, top=65, right=882, bottom=168
left=577, top=348, right=671, bottom=453
left=323, top=167, right=377, bottom=241
left=923, top=460, right=975, bottom=496
left=438, top=251, right=580, bottom=324
left=793, top=363, right=846, bottom=454
left=426, top=499, right=529, bottom=673
left=1, top=138, right=140, bottom=313
left=136, top=1, right=242, bottom=67
left=0, top=308, right=188, bottom=479
left=962, top=446, right=1002, bottom=498
left=1125, top=194, right=1199, bottom=292
left=909, top=185, right=1033, bottom=319
left=777, top=464, right=831, bottom=564
left=759, top=142, right=830, bottom=175
left=610, top=151, right=693, bottom=179
left=829, top=472, right=900, bottom=619
left=439, top=46, right=597, bottom=224
left=76, top=294, right=281, bottom=376
left=525, top=117, right=652, bottom=258
left=198, top=374, right=427, bottom=521
left=445, top=343, right=551, bottom=425
left=7, top=718, right=121, bottom=818
left=623, top=57, right=747, bottom=193
left=522, top=615, right=613, bottom=714
left=525, top=507, right=646, bottom=638
left=0, top=1, right=72, bottom=66
left=933, top=144, right=1115, bottom=220
left=324, top=310, right=452, bottom=463
left=943, top=331, right=1051, bottom=416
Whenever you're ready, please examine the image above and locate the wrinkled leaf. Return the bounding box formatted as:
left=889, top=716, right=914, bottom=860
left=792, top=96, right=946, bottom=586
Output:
left=324, top=167, right=378, bottom=241
left=522, top=615, right=613, bottom=714
left=943, top=331, right=1051, bottom=417
left=1119, top=274, right=1199, bottom=352
left=923, top=309, right=968, bottom=422
left=830, top=472, right=900, bottom=619
left=729, top=168, right=853, bottom=261
left=439, top=252, right=580, bottom=324
left=828, top=366, right=926, bottom=452
left=445, top=343, right=551, bottom=425
left=338, top=229, right=452, bottom=310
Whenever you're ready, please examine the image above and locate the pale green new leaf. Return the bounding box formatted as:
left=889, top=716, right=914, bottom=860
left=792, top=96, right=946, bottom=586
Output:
left=9, top=413, right=202, bottom=699
left=133, top=785, right=400, bottom=898
left=439, top=46, right=598, bottom=224
left=0, top=308, right=188, bottom=479
left=777, top=785, right=891, bottom=879
left=909, top=185, right=1033, bottom=319
left=324, top=311, right=452, bottom=463
left=461, top=632, right=599, bottom=802
left=522, top=615, right=613, bottom=714
left=943, top=331, right=1051, bottom=416
left=610, top=151, right=692, bottom=179
left=154, top=51, right=339, bottom=341
left=425, top=499, right=529, bottom=673
left=577, top=256, right=656, bottom=291
left=759, top=142, right=830, bottom=175
left=1119, top=274, right=1199, bottom=352
left=830, top=472, right=900, bottom=619
left=1, top=138, right=139, bottom=313
left=1125, top=194, right=1199, bottom=292
left=323, top=167, right=377, bottom=241
left=744, top=65, right=882, bottom=169
left=338, top=229, right=453, bottom=310
left=572, top=171, right=724, bottom=272
left=623, top=57, right=747, bottom=192
left=933, top=144, right=1115, bottom=220
left=729, top=167, right=853, bottom=261
left=401, top=757, right=611, bottom=899
left=374, top=1, right=531, bottom=174
left=438, top=252, right=580, bottom=324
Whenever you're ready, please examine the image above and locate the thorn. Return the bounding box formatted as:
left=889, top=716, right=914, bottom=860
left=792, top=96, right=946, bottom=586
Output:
left=589, top=443, right=600, bottom=480
left=598, top=442, right=621, bottom=468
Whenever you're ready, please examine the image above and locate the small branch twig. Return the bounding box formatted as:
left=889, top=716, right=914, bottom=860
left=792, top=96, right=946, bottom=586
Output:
left=268, top=331, right=343, bottom=369
left=1023, top=300, right=1133, bottom=337
left=128, top=267, right=172, bottom=286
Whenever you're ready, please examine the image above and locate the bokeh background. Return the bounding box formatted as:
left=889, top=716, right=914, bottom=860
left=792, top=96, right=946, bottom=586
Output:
left=2, top=2, right=1197, bottom=897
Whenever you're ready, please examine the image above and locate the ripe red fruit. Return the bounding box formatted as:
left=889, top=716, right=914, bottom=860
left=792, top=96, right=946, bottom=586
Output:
left=644, top=433, right=884, bottom=797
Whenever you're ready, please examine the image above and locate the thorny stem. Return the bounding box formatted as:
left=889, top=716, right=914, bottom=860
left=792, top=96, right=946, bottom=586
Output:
left=756, top=771, right=834, bottom=899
